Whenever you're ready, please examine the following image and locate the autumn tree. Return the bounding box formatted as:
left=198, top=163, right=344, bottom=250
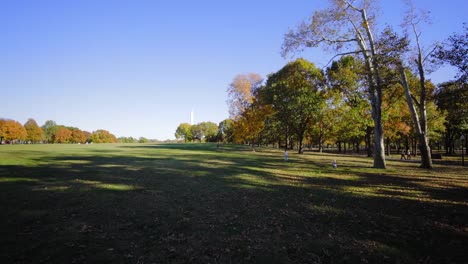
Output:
left=90, top=130, right=118, bottom=143
left=24, top=118, right=43, bottom=143
left=175, top=123, right=193, bottom=142
left=227, top=73, right=263, bottom=119
left=70, top=128, right=87, bottom=143
left=83, top=131, right=92, bottom=143
left=261, top=58, right=325, bottom=153
left=54, top=127, right=72, bottom=143
left=282, top=0, right=388, bottom=168
left=0, top=119, right=27, bottom=143
left=232, top=101, right=272, bottom=148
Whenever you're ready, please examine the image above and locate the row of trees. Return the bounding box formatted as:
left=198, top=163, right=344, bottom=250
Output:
left=175, top=121, right=222, bottom=142
left=222, top=0, right=466, bottom=169
left=0, top=118, right=118, bottom=144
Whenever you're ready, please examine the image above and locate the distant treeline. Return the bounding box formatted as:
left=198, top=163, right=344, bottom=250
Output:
left=0, top=118, right=154, bottom=144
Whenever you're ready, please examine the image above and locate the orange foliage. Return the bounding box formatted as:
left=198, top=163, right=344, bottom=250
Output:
left=0, top=119, right=28, bottom=142
left=54, top=127, right=72, bottom=143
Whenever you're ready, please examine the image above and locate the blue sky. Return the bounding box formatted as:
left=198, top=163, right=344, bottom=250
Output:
left=2, top=0, right=466, bottom=140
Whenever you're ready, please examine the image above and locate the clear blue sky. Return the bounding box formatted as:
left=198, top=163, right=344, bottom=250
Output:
left=2, top=0, right=466, bottom=140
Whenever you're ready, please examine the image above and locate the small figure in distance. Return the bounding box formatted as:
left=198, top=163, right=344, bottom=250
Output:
left=400, top=150, right=407, bottom=160
left=332, top=160, right=337, bottom=169
left=284, top=150, right=288, bottom=161
left=407, top=150, right=411, bottom=160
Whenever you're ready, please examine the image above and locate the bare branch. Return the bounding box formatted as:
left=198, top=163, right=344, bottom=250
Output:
left=423, top=45, right=437, bottom=63
left=319, top=32, right=358, bottom=44
left=322, top=50, right=364, bottom=69
left=342, top=0, right=363, bottom=12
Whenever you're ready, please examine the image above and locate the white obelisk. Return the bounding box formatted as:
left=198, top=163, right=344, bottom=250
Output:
left=190, top=109, right=194, bottom=125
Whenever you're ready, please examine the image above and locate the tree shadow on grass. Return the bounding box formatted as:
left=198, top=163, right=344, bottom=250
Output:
left=0, top=144, right=467, bottom=263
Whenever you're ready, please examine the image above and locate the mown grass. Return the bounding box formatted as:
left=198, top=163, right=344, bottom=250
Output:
left=0, top=143, right=467, bottom=263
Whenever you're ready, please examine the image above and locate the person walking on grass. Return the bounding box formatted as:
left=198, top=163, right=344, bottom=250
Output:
left=401, top=150, right=407, bottom=160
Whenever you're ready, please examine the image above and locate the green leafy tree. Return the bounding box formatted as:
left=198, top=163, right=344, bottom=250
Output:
left=175, top=123, right=193, bottom=142
left=435, top=82, right=468, bottom=154
left=24, top=118, right=44, bottom=143
left=282, top=0, right=388, bottom=167
left=138, top=137, right=149, bottom=143
left=326, top=55, right=370, bottom=153
left=118, top=137, right=137, bottom=143
left=218, top=119, right=234, bottom=143
left=41, top=120, right=59, bottom=143
left=191, top=122, right=218, bottom=142
left=261, top=58, right=325, bottom=153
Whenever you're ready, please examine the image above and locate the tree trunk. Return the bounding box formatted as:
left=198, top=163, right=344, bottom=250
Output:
left=318, top=128, right=324, bottom=153
left=355, top=7, right=386, bottom=169
left=399, top=67, right=433, bottom=168
left=370, top=84, right=386, bottom=167
left=366, top=126, right=373, bottom=157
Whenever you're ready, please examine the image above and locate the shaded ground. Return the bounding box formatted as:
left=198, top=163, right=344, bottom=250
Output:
left=0, top=143, right=467, bottom=263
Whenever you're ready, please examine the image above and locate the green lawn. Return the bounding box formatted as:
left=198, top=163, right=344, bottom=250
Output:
left=0, top=143, right=467, bottom=263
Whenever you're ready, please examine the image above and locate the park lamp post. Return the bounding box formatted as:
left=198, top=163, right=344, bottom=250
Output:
left=461, top=135, right=465, bottom=166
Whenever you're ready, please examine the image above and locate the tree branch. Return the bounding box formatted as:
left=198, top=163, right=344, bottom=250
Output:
left=322, top=50, right=363, bottom=69
left=342, top=0, right=363, bottom=12
left=423, top=45, right=438, bottom=63
left=411, top=94, right=420, bottom=107
left=319, top=33, right=358, bottom=44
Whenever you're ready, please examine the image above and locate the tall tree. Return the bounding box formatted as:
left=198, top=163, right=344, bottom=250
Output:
left=435, top=81, right=468, bottom=154
left=398, top=3, right=436, bottom=168
left=24, top=118, right=44, bottom=143
left=226, top=73, right=263, bottom=119
left=433, top=24, right=468, bottom=154
left=175, top=123, right=193, bottom=142
left=282, top=0, right=388, bottom=168
left=41, top=120, right=59, bottom=143
left=326, top=55, right=370, bottom=153
left=261, top=58, right=325, bottom=153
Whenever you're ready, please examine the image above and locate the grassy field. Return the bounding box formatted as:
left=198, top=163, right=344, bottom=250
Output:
left=0, top=143, right=467, bottom=263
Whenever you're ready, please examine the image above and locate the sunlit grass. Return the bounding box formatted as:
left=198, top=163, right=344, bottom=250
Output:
left=0, top=143, right=467, bottom=263
left=0, top=177, right=39, bottom=183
